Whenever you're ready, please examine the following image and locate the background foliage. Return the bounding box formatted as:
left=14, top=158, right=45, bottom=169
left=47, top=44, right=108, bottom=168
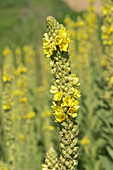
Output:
left=0, top=0, right=113, bottom=170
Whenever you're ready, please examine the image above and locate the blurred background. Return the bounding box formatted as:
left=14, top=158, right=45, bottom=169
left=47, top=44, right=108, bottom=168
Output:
left=0, top=0, right=113, bottom=170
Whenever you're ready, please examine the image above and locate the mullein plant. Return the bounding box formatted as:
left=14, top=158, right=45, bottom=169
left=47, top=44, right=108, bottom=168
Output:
left=42, top=16, right=81, bottom=169
left=98, top=1, right=113, bottom=169
left=78, top=2, right=105, bottom=169
left=0, top=69, right=4, bottom=160
left=2, top=47, right=16, bottom=169
left=23, top=46, right=38, bottom=108
left=15, top=48, right=38, bottom=170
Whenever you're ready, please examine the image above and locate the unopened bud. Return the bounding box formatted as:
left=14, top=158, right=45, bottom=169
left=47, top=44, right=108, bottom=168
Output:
left=50, top=61, right=54, bottom=67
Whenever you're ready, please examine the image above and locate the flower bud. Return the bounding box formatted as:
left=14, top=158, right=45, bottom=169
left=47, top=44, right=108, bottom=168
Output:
left=65, top=76, right=68, bottom=81
left=56, top=79, right=60, bottom=84
left=51, top=68, right=57, bottom=74
left=50, top=61, right=54, bottom=67
left=67, top=67, right=71, bottom=71
left=64, top=87, right=68, bottom=92
left=59, top=72, right=62, bottom=78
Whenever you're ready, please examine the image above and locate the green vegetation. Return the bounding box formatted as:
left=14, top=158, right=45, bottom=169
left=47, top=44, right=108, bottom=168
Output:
left=0, top=0, right=82, bottom=53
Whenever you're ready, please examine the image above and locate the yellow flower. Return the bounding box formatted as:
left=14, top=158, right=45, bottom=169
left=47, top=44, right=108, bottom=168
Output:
left=3, top=104, right=11, bottom=111
left=107, top=40, right=112, bottom=45
left=81, top=137, right=90, bottom=145
left=73, top=89, right=81, bottom=98
left=15, top=48, right=21, bottom=55
left=54, top=91, right=63, bottom=101
left=18, top=66, right=27, bottom=73
left=2, top=167, right=8, bottom=170
left=20, top=134, right=25, bottom=140
left=62, top=96, right=72, bottom=107
left=44, top=43, right=56, bottom=58
left=2, top=75, right=11, bottom=83
left=23, top=111, right=35, bottom=120
left=107, top=26, right=113, bottom=34
left=50, top=85, right=58, bottom=94
left=67, top=107, right=77, bottom=118
left=2, top=47, right=11, bottom=56
left=23, top=45, right=30, bottom=52
left=71, top=73, right=79, bottom=86
left=64, top=16, right=71, bottom=25
left=101, top=25, right=107, bottom=33
left=27, top=111, right=35, bottom=119
left=101, top=7, right=108, bottom=16
left=71, top=99, right=80, bottom=108
left=12, top=90, right=20, bottom=97
left=54, top=106, right=65, bottom=122
left=55, top=26, right=71, bottom=51
left=42, top=164, right=48, bottom=170
left=10, top=101, right=14, bottom=106
left=101, top=59, right=106, bottom=67
left=110, top=76, right=113, bottom=84
left=43, top=24, right=71, bottom=57
left=20, top=97, right=28, bottom=103
left=43, top=33, right=57, bottom=57
left=55, top=111, right=65, bottom=122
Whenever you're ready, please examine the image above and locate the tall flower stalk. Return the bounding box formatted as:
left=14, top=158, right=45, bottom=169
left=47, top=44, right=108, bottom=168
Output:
left=42, top=16, right=81, bottom=169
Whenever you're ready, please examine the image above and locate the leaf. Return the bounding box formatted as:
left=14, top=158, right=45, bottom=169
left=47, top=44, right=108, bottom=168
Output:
left=99, top=156, right=113, bottom=170
left=107, top=146, right=113, bottom=160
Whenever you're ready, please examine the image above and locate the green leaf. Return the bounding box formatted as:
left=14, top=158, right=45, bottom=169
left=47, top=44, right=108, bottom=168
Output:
left=107, top=146, right=113, bottom=160
left=99, top=156, right=113, bottom=170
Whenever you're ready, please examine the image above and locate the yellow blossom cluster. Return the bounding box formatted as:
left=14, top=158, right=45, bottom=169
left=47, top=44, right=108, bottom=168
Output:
left=2, top=47, right=12, bottom=56
left=3, top=101, right=14, bottom=111
left=81, top=137, right=90, bottom=145
left=50, top=73, right=81, bottom=122
left=2, top=74, right=13, bottom=83
left=101, top=0, right=113, bottom=90
left=101, top=3, right=113, bottom=46
left=20, top=134, right=25, bottom=140
left=23, top=111, right=35, bottom=120
left=42, top=17, right=81, bottom=123
left=43, top=25, right=71, bottom=58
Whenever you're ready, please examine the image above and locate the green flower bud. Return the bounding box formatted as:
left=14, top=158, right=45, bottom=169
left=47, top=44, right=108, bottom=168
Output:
left=50, top=61, right=54, bottom=67
left=61, top=85, right=65, bottom=91
left=51, top=68, right=57, bottom=74
left=64, top=87, right=68, bottom=92
left=59, top=72, right=62, bottom=78
left=60, top=143, right=65, bottom=149
left=56, top=79, right=60, bottom=85
left=63, top=106, right=67, bottom=113
left=67, top=67, right=71, bottom=72
left=65, top=76, right=68, bottom=81
left=55, top=62, right=59, bottom=66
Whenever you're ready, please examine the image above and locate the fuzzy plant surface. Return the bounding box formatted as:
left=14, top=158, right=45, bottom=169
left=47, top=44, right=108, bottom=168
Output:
left=42, top=16, right=81, bottom=170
